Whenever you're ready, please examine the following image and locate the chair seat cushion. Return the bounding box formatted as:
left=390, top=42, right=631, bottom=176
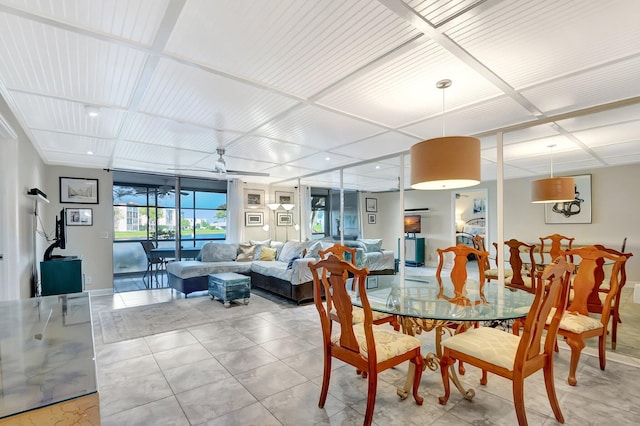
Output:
left=330, top=307, right=394, bottom=324
left=442, top=327, right=520, bottom=371
left=331, top=323, right=421, bottom=362
left=546, top=308, right=604, bottom=333
left=505, top=275, right=534, bottom=288
left=485, top=268, right=513, bottom=278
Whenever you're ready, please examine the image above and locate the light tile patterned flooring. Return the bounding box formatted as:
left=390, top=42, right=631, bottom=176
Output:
left=95, top=267, right=640, bottom=425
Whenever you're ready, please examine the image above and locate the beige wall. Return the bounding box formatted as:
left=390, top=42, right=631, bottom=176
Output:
left=369, top=163, right=639, bottom=281
left=43, top=166, right=114, bottom=291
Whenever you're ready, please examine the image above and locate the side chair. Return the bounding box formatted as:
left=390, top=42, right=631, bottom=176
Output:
left=472, top=235, right=512, bottom=282
left=319, top=244, right=398, bottom=330
left=439, top=258, right=575, bottom=426
left=514, top=246, right=627, bottom=386
left=140, top=241, right=167, bottom=288
left=591, top=244, right=633, bottom=350
left=310, top=254, right=424, bottom=425
left=539, top=233, right=574, bottom=265
left=502, top=239, right=537, bottom=293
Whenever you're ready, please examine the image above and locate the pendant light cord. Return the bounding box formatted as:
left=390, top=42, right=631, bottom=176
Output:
left=442, top=86, right=446, bottom=137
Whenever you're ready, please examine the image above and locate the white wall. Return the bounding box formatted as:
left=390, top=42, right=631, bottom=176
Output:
left=0, top=98, right=48, bottom=299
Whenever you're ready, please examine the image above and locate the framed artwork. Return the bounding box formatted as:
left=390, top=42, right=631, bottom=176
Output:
left=365, top=197, right=377, bottom=212
left=66, top=208, right=93, bottom=226
left=368, top=213, right=376, bottom=224
left=276, top=212, right=293, bottom=226
left=244, top=189, right=265, bottom=209
left=275, top=191, right=294, bottom=204
left=473, top=198, right=486, bottom=214
left=245, top=211, right=264, bottom=227
left=60, top=177, right=99, bottom=204
left=544, top=174, right=592, bottom=224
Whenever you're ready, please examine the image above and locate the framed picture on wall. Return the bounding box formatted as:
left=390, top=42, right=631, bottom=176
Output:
left=245, top=211, right=264, bottom=227
left=66, top=208, right=93, bottom=226
left=365, top=197, right=377, bottom=212
left=60, top=177, right=99, bottom=204
left=244, top=189, right=265, bottom=209
left=368, top=213, right=376, bottom=224
left=544, top=174, right=592, bottom=224
left=276, top=212, right=293, bottom=226
left=275, top=191, right=294, bottom=204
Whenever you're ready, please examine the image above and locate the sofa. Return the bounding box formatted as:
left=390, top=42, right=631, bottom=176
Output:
left=166, top=238, right=395, bottom=302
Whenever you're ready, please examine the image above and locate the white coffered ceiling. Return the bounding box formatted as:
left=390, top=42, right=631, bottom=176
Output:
left=0, top=0, right=639, bottom=191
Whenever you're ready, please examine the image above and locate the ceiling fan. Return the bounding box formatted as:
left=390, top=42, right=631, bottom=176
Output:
left=170, top=148, right=269, bottom=177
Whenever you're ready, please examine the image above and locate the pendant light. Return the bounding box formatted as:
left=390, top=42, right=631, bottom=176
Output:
left=410, top=79, right=480, bottom=190
left=531, top=144, right=574, bottom=203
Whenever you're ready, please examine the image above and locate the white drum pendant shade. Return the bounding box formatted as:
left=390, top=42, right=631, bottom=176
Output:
left=410, top=136, right=481, bottom=190
left=531, top=177, right=575, bottom=203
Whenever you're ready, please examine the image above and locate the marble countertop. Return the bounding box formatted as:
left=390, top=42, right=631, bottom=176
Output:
left=0, top=292, right=97, bottom=419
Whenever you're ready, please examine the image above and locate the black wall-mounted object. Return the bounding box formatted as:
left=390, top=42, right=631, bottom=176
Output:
left=28, top=187, right=48, bottom=200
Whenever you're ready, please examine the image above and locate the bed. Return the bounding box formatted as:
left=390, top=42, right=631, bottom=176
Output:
left=456, top=217, right=486, bottom=248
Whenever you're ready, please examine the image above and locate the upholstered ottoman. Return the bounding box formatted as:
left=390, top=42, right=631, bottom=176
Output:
left=208, top=272, right=250, bottom=308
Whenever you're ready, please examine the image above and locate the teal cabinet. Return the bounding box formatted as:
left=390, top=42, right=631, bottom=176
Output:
left=398, top=237, right=425, bottom=267
left=40, top=258, right=82, bottom=295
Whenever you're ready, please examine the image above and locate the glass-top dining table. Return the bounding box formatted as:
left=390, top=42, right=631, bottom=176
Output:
left=348, top=274, right=535, bottom=400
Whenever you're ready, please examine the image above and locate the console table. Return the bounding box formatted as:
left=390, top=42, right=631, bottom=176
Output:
left=0, top=293, right=99, bottom=424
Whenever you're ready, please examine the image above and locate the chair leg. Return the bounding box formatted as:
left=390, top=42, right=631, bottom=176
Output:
left=598, top=332, right=607, bottom=371
left=564, top=335, right=585, bottom=386
left=480, top=370, right=488, bottom=385
left=543, top=359, right=564, bottom=423
left=512, top=374, right=528, bottom=426
left=319, top=350, right=332, bottom=408
left=612, top=310, right=619, bottom=350
left=438, top=352, right=454, bottom=405
left=412, top=354, right=424, bottom=405
left=364, top=370, right=377, bottom=426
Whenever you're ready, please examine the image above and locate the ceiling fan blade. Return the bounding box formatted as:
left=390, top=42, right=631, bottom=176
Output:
left=226, top=169, right=270, bottom=176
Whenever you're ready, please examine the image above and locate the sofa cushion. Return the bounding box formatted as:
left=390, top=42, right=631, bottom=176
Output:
left=271, top=241, right=284, bottom=260
left=200, top=242, right=238, bottom=262
left=278, top=241, right=306, bottom=263
left=236, top=244, right=255, bottom=262
left=343, top=240, right=367, bottom=252
left=259, top=247, right=277, bottom=261
left=359, top=238, right=383, bottom=252
left=167, top=260, right=251, bottom=280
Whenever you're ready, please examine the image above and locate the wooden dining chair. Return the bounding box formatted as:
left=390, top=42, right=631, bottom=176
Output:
left=553, top=246, right=626, bottom=386
left=472, top=235, right=512, bottom=282
left=436, top=244, right=488, bottom=295
left=591, top=245, right=633, bottom=350
left=439, top=258, right=574, bottom=426
left=501, top=239, right=537, bottom=293
left=319, top=244, right=398, bottom=330
left=539, top=233, right=574, bottom=265
left=310, top=254, right=424, bottom=425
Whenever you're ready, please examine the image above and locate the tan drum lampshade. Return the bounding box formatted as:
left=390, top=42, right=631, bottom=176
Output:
left=410, top=136, right=481, bottom=190
left=531, top=176, right=575, bottom=203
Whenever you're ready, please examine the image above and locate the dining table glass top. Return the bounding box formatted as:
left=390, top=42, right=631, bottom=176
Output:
left=348, top=274, right=535, bottom=322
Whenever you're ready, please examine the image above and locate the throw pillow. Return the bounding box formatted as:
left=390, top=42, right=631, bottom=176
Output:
left=258, top=246, right=277, bottom=261
left=278, top=241, right=306, bottom=264
left=236, top=244, right=255, bottom=262
left=344, top=240, right=367, bottom=252
left=359, top=238, right=383, bottom=252
left=304, top=241, right=322, bottom=260
left=271, top=241, right=284, bottom=260
left=200, top=242, right=239, bottom=262
left=287, top=255, right=300, bottom=269
left=250, top=238, right=271, bottom=247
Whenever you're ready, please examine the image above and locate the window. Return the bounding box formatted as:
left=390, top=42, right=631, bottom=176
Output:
left=112, top=176, right=227, bottom=275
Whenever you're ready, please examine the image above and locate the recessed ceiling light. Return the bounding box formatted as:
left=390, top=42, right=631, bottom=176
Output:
left=87, top=151, right=94, bottom=155
left=84, top=105, right=100, bottom=117
left=325, top=157, right=330, bottom=161
left=375, top=165, right=380, bottom=169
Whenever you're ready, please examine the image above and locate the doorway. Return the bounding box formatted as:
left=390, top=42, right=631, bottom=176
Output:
left=453, top=189, right=488, bottom=256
